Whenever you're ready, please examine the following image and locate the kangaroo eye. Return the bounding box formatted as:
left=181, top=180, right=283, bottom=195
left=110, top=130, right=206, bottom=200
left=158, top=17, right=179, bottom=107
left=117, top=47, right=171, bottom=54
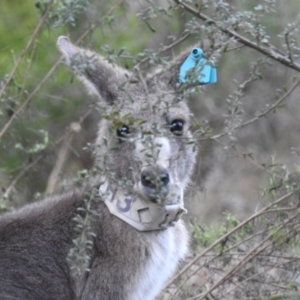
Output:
left=170, top=119, right=184, bottom=136
left=117, top=125, right=130, bottom=140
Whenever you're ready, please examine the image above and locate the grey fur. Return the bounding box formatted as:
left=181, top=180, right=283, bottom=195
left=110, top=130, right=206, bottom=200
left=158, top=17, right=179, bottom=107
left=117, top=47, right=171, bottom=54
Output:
left=0, top=37, right=198, bottom=300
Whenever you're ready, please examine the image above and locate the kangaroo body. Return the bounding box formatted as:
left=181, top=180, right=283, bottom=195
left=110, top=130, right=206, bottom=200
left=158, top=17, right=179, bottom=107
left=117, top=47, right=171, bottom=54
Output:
left=0, top=188, right=188, bottom=300
left=0, top=37, right=197, bottom=299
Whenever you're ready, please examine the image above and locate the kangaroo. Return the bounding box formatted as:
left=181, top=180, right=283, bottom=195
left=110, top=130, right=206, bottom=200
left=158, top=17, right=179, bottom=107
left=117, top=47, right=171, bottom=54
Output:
left=0, top=36, right=206, bottom=300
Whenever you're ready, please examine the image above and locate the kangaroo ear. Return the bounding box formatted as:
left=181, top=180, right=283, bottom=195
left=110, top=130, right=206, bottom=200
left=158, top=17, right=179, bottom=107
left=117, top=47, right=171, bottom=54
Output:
left=57, top=36, right=130, bottom=105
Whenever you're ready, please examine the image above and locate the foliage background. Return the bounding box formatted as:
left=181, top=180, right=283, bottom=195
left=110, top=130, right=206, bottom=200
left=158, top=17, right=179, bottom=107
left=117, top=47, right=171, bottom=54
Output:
left=1, top=0, right=300, bottom=299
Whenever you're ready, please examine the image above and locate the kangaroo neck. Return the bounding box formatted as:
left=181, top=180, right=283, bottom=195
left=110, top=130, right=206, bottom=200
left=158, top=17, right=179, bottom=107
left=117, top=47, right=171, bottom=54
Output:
left=98, top=180, right=187, bottom=232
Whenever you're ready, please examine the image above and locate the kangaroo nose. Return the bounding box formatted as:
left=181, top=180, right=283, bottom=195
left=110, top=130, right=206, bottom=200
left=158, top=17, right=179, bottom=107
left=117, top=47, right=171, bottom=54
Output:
left=141, top=168, right=170, bottom=189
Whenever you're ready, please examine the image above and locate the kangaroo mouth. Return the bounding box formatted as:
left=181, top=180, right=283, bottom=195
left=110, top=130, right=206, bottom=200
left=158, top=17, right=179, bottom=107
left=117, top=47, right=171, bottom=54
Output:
left=141, top=186, right=170, bottom=203
left=137, top=181, right=183, bottom=206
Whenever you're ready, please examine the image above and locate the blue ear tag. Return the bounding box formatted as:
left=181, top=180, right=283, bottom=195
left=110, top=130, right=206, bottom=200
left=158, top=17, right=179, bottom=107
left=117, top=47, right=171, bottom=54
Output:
left=179, top=48, right=217, bottom=85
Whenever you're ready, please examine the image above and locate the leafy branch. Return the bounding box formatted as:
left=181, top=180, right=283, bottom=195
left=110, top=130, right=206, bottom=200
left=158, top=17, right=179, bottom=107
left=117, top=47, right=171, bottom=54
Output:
left=174, top=0, right=300, bottom=72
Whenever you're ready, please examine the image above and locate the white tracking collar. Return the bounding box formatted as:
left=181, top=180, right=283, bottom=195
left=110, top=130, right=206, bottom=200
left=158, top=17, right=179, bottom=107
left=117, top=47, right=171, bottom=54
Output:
left=99, top=180, right=187, bottom=231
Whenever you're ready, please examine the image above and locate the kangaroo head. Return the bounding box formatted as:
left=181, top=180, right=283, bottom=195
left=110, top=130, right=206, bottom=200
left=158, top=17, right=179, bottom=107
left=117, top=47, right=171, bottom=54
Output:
left=57, top=37, right=197, bottom=207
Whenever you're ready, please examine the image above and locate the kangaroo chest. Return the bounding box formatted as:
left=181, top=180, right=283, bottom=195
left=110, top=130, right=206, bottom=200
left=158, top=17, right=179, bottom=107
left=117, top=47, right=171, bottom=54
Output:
left=129, top=222, right=189, bottom=300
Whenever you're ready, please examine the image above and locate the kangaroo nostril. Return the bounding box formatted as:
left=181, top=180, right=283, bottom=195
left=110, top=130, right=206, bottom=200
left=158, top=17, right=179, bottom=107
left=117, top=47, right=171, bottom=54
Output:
left=141, top=169, right=170, bottom=188
left=141, top=173, right=155, bottom=188
left=160, top=173, right=170, bottom=186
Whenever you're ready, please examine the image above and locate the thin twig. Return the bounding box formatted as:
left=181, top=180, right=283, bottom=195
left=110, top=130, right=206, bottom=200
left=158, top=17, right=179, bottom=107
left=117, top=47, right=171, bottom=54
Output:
left=174, top=0, right=300, bottom=72
left=19, top=40, right=38, bottom=102
left=0, top=0, right=54, bottom=100
left=198, top=77, right=300, bottom=141
left=285, top=33, right=294, bottom=64
left=2, top=155, right=44, bottom=200
left=168, top=207, right=299, bottom=299
left=163, top=191, right=293, bottom=291
left=0, top=59, right=63, bottom=140
left=122, top=31, right=192, bottom=93
left=3, top=109, right=92, bottom=199
left=46, top=123, right=81, bottom=194
left=239, top=78, right=300, bottom=128
left=189, top=209, right=300, bottom=299
left=222, top=257, right=300, bottom=297
left=0, top=0, right=124, bottom=140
